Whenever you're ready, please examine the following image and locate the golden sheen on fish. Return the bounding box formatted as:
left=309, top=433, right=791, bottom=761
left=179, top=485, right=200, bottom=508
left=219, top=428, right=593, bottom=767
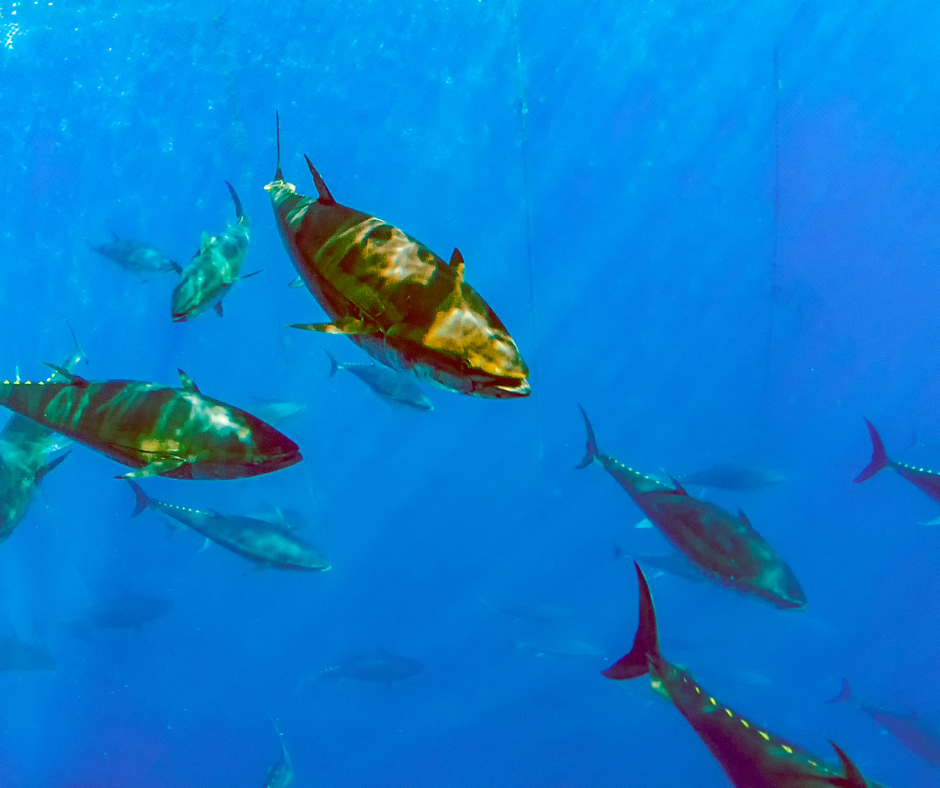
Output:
left=0, top=367, right=300, bottom=480
left=265, top=115, right=530, bottom=399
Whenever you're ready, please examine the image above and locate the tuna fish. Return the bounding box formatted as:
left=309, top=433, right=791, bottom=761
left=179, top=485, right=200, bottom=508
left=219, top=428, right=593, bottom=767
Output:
left=679, top=462, right=786, bottom=492
left=265, top=115, right=529, bottom=399
left=607, top=563, right=885, bottom=788
left=263, top=718, right=294, bottom=788
left=309, top=650, right=423, bottom=685
left=89, top=233, right=181, bottom=277
left=577, top=406, right=806, bottom=609
left=0, top=340, right=84, bottom=546
left=828, top=679, right=940, bottom=767
left=67, top=591, right=173, bottom=636
left=326, top=350, right=433, bottom=411
left=854, top=418, right=940, bottom=505
left=0, top=367, right=300, bottom=480
left=126, top=481, right=330, bottom=571
left=171, top=182, right=252, bottom=321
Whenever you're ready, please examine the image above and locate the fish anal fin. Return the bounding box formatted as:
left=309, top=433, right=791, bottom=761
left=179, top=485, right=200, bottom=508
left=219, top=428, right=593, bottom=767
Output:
left=827, top=741, right=868, bottom=788
left=288, top=275, right=305, bottom=289
left=214, top=302, right=224, bottom=318
left=178, top=369, right=200, bottom=393
left=737, top=509, right=754, bottom=530
left=668, top=476, right=689, bottom=496
left=304, top=155, right=336, bottom=205
left=116, top=458, right=185, bottom=480
left=42, top=364, right=89, bottom=386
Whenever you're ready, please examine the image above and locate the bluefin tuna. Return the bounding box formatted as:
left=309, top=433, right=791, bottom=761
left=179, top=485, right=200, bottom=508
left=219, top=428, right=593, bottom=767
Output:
left=0, top=367, right=300, bottom=480
left=326, top=350, right=433, bottom=411
left=679, top=462, right=786, bottom=492
left=309, top=650, right=423, bottom=685
left=855, top=418, right=940, bottom=505
left=67, top=590, right=173, bottom=636
left=126, top=481, right=330, bottom=571
left=89, top=233, right=181, bottom=277
left=829, top=679, right=940, bottom=767
left=0, top=340, right=84, bottom=546
left=263, top=718, right=294, bottom=788
left=607, top=563, right=885, bottom=788
left=577, top=406, right=806, bottom=609
left=265, top=115, right=529, bottom=399
left=171, top=182, right=252, bottom=321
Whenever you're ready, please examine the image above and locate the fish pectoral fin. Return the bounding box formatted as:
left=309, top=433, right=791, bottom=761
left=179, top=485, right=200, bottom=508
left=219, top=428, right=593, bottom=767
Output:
left=116, top=458, right=186, bottom=480
left=200, top=232, right=212, bottom=253
left=290, top=317, right=373, bottom=336
left=288, top=276, right=305, bottom=289
left=213, top=302, right=224, bottom=317
left=240, top=270, right=262, bottom=280
left=198, top=538, right=213, bottom=553
left=36, top=451, right=71, bottom=482
left=737, top=509, right=755, bottom=530
left=667, top=476, right=689, bottom=496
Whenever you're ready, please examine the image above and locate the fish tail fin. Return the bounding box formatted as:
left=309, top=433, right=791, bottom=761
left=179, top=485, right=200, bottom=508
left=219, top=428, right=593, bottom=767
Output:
left=325, top=350, right=340, bottom=378
left=225, top=181, right=244, bottom=221
left=126, top=480, right=150, bottom=518
left=274, top=111, right=283, bottom=182
left=602, top=562, right=660, bottom=680
left=854, top=418, right=889, bottom=483
left=826, top=678, right=853, bottom=704
left=575, top=404, right=599, bottom=469
left=170, top=260, right=182, bottom=274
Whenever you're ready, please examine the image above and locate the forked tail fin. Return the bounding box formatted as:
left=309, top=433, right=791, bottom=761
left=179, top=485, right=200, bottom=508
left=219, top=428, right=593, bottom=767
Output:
left=827, top=741, right=868, bottom=788
left=225, top=181, right=244, bottom=221
left=126, top=480, right=151, bottom=518
left=602, top=562, right=660, bottom=680
left=575, top=404, right=600, bottom=469
left=826, top=678, right=853, bottom=704
left=854, top=418, right=889, bottom=483
left=325, top=350, right=340, bottom=378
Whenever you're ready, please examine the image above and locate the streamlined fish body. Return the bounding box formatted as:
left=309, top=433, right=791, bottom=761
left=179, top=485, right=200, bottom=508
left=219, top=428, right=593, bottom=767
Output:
left=127, top=481, right=329, bottom=571
left=605, top=564, right=883, bottom=788
left=680, top=462, right=786, bottom=492
left=172, top=183, right=251, bottom=321
left=326, top=350, right=432, bottom=410
left=0, top=368, right=299, bottom=480
left=0, top=343, right=84, bottom=545
left=855, top=418, right=940, bottom=504
left=266, top=117, right=529, bottom=399
left=313, top=651, right=423, bottom=684
left=577, top=407, right=806, bottom=609
left=89, top=234, right=181, bottom=277
left=263, top=719, right=294, bottom=788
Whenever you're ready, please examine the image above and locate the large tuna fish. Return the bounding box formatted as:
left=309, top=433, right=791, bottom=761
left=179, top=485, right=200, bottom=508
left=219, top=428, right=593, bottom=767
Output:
left=0, top=367, right=299, bottom=480
left=577, top=406, right=806, bottom=609
left=265, top=115, right=529, bottom=399
left=607, top=563, right=885, bottom=788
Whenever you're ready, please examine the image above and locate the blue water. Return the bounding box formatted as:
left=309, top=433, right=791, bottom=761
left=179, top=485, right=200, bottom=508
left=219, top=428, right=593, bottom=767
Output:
left=0, top=0, right=937, bottom=785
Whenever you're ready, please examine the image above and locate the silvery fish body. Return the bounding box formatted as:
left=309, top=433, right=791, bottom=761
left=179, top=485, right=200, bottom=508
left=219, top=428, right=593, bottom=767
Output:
left=89, top=234, right=181, bottom=276
left=266, top=119, right=529, bottom=399
left=0, top=343, right=84, bottom=545
left=127, top=481, right=329, bottom=571
left=172, top=183, right=250, bottom=321
left=326, top=350, right=432, bottom=411
left=0, top=368, right=300, bottom=480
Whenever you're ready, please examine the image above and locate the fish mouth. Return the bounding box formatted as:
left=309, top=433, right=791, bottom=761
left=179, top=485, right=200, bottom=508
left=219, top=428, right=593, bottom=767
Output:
left=475, top=377, right=531, bottom=399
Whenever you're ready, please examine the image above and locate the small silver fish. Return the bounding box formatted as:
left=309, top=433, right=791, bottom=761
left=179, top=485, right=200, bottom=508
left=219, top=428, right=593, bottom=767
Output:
left=326, top=351, right=433, bottom=411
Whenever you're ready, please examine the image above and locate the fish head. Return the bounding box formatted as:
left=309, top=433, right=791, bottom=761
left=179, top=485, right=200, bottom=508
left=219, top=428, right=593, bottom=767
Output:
left=419, top=295, right=530, bottom=398
left=240, top=414, right=302, bottom=476
left=170, top=264, right=211, bottom=322
left=754, top=562, right=808, bottom=610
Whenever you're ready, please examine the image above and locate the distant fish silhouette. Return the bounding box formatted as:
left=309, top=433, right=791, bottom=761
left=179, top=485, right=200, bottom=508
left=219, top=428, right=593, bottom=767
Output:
left=478, top=597, right=573, bottom=623
left=855, top=418, right=940, bottom=506
left=89, top=233, right=181, bottom=277
left=308, top=650, right=423, bottom=685
left=263, top=717, right=294, bottom=788
left=326, top=350, right=433, bottom=411
left=615, top=547, right=707, bottom=585
left=679, top=462, right=785, bottom=492
left=249, top=399, right=306, bottom=426
left=606, top=563, right=883, bottom=788
left=0, top=634, right=55, bottom=671
left=828, top=679, right=940, bottom=766
left=66, top=590, right=173, bottom=636
left=512, top=637, right=605, bottom=658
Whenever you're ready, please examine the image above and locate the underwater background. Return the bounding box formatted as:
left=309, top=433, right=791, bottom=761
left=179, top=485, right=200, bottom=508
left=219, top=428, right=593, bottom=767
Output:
left=0, top=0, right=938, bottom=785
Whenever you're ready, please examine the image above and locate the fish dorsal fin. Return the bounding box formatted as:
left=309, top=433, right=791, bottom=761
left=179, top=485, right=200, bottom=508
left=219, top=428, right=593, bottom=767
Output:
left=288, top=275, right=305, bottom=289
left=448, top=248, right=465, bottom=279
left=178, top=369, right=200, bottom=393
left=828, top=741, right=868, bottom=788
left=304, top=155, right=335, bottom=205
left=200, top=232, right=212, bottom=253
left=41, top=363, right=89, bottom=386
left=668, top=476, right=689, bottom=496
left=738, top=509, right=754, bottom=530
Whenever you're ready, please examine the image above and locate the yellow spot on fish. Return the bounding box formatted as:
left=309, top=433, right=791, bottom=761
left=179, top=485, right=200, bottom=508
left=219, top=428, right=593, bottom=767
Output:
left=2, top=381, right=7, bottom=385
left=38, top=381, right=43, bottom=385
left=759, top=731, right=770, bottom=741
left=808, top=760, right=817, bottom=766
left=782, top=745, right=793, bottom=754
left=709, top=697, right=717, bottom=706
left=724, top=708, right=733, bottom=717
left=741, top=720, right=750, bottom=728
left=694, top=686, right=701, bottom=694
